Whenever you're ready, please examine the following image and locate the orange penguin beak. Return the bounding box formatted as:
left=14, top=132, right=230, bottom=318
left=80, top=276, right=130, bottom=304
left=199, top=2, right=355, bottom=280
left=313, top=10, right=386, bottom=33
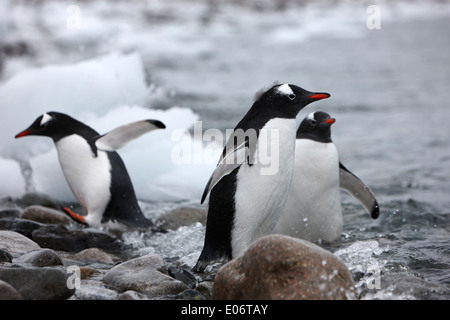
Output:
left=308, top=93, right=330, bottom=100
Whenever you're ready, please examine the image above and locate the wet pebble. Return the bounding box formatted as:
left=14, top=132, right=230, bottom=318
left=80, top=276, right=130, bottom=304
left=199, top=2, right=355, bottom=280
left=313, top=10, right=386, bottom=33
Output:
left=0, top=208, right=21, bottom=219
left=103, top=254, right=188, bottom=297
left=0, top=218, right=46, bottom=238
left=79, top=266, right=102, bottom=279
left=0, top=265, right=75, bottom=300
left=118, top=290, right=150, bottom=300
left=72, top=283, right=119, bottom=300
left=70, top=248, right=117, bottom=265
left=168, top=265, right=198, bottom=288
left=30, top=224, right=130, bottom=255
left=0, top=230, right=41, bottom=256
left=19, top=193, right=62, bottom=210
left=0, top=280, right=23, bottom=300
left=21, top=205, right=72, bottom=225
left=14, top=248, right=64, bottom=267
left=156, top=206, right=206, bottom=231
left=0, top=248, right=13, bottom=263
left=0, top=197, right=22, bottom=219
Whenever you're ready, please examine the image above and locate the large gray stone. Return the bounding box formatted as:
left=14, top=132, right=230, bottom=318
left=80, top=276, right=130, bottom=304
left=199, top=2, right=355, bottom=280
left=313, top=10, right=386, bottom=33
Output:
left=30, top=225, right=130, bottom=256
left=0, top=230, right=40, bottom=256
left=213, top=234, right=356, bottom=300
left=0, top=266, right=75, bottom=300
left=21, top=205, right=72, bottom=225
left=0, top=218, right=46, bottom=238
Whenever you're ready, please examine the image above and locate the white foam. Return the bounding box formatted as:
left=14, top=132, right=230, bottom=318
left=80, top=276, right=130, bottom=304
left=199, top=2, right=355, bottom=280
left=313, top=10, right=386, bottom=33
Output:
left=142, top=222, right=205, bottom=267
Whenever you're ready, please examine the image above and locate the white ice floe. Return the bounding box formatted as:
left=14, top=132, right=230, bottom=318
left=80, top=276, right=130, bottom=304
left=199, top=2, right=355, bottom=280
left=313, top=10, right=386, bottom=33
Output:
left=0, top=53, right=216, bottom=202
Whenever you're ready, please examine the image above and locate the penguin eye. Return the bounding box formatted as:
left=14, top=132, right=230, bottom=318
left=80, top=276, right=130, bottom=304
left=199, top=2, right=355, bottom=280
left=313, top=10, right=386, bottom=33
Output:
left=310, top=119, right=317, bottom=125
left=288, top=94, right=296, bottom=100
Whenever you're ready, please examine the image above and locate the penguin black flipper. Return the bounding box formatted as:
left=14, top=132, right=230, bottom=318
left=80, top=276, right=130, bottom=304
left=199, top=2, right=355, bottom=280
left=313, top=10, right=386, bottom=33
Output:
left=200, top=136, right=252, bottom=204
left=194, top=168, right=238, bottom=272
left=95, top=119, right=166, bottom=152
left=339, top=162, right=379, bottom=219
left=196, top=132, right=257, bottom=271
left=100, top=151, right=153, bottom=229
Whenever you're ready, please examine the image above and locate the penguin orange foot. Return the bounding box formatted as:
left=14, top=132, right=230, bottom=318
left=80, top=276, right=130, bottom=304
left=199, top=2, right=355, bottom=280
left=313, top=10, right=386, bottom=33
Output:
left=63, top=207, right=88, bottom=226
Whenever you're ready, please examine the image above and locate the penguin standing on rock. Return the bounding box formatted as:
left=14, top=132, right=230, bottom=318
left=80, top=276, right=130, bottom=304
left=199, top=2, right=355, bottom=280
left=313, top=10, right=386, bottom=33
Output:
left=15, top=111, right=165, bottom=229
left=274, top=111, right=379, bottom=242
left=193, top=83, right=330, bottom=272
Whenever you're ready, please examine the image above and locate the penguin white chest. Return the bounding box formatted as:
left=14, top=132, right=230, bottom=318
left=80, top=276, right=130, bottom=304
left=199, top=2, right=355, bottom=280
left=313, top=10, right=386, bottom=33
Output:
left=232, top=118, right=297, bottom=258
left=55, top=135, right=111, bottom=223
left=275, top=139, right=342, bottom=242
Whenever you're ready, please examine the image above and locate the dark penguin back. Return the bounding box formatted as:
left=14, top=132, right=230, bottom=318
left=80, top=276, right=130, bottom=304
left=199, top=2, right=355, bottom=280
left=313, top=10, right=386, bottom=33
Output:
left=102, top=151, right=152, bottom=228
left=193, top=168, right=238, bottom=272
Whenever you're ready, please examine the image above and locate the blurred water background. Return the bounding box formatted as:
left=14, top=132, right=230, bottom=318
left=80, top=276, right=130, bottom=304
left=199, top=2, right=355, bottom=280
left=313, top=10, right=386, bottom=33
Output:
left=0, top=0, right=449, bottom=299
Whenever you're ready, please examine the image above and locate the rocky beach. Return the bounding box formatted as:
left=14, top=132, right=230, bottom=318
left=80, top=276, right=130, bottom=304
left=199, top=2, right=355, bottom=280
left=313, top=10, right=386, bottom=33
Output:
left=0, top=195, right=358, bottom=300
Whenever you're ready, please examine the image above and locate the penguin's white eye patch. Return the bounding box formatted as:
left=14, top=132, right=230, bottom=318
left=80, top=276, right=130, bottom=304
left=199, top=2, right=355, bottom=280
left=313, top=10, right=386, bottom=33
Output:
left=277, top=84, right=294, bottom=96
left=40, top=113, right=53, bottom=126
left=307, top=112, right=317, bottom=124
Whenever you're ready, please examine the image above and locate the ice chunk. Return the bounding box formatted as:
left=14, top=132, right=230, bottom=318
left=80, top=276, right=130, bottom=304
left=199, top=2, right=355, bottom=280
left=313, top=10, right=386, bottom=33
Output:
left=0, top=52, right=148, bottom=157
left=1, top=53, right=217, bottom=202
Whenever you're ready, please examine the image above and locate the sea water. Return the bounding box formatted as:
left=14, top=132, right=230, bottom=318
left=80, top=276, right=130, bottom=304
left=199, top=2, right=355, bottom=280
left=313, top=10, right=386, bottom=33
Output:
left=0, top=0, right=449, bottom=299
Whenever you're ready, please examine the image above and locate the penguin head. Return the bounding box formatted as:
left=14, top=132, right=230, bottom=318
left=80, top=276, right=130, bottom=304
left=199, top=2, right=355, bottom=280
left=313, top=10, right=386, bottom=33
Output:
left=15, top=112, right=83, bottom=141
left=254, top=83, right=330, bottom=119
left=296, top=111, right=336, bottom=143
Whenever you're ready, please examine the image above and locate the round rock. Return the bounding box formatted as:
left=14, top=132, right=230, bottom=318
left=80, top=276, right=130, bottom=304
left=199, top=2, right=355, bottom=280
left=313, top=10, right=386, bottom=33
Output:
left=156, top=207, right=206, bottom=231
left=0, top=266, right=75, bottom=300
left=21, top=205, right=72, bottom=225
left=0, top=196, right=22, bottom=218
left=0, top=280, right=23, bottom=300
left=72, top=248, right=116, bottom=264
left=103, top=254, right=188, bottom=297
left=14, top=248, right=64, bottom=267
left=0, top=230, right=40, bottom=256
left=212, top=234, right=356, bottom=300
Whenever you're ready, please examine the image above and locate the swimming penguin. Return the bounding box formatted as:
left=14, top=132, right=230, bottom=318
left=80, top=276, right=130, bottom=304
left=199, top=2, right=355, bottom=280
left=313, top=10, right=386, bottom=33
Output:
left=15, top=111, right=165, bottom=229
left=274, top=111, right=379, bottom=242
left=193, top=83, right=330, bottom=272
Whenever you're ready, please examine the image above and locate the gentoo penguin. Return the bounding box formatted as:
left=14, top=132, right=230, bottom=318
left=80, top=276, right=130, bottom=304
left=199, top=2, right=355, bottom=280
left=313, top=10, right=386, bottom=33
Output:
left=15, top=111, right=165, bottom=229
left=274, top=111, right=379, bottom=242
left=193, top=83, right=330, bottom=272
